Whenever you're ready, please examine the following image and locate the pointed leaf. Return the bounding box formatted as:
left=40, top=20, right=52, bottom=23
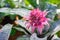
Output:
left=46, top=3, right=57, bottom=19
left=25, top=0, right=38, bottom=8
left=39, top=0, right=48, bottom=10
left=15, top=20, right=31, bottom=35
left=13, top=27, right=28, bottom=35
left=0, top=8, right=11, bottom=14
left=0, top=8, right=30, bottom=17
left=10, top=8, right=30, bottom=17
left=0, top=24, right=12, bottom=40
left=49, top=20, right=60, bottom=35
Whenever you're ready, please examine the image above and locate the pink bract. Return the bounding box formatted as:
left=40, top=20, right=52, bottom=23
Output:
left=26, top=8, right=50, bottom=34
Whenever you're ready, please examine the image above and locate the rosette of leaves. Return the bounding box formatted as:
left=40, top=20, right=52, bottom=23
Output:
left=0, top=0, right=60, bottom=39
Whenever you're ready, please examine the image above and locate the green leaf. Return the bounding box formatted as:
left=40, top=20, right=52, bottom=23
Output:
left=48, top=20, right=60, bottom=35
left=10, top=14, right=23, bottom=20
left=13, top=27, right=26, bottom=34
left=0, top=0, right=5, bottom=8
left=0, top=12, right=5, bottom=18
left=24, top=0, right=30, bottom=6
left=57, top=3, right=60, bottom=9
left=54, top=14, right=58, bottom=21
left=56, top=31, right=60, bottom=38
left=0, top=12, right=8, bottom=18
left=39, top=0, right=48, bottom=10
left=0, top=12, right=11, bottom=24
left=5, top=0, right=15, bottom=8
left=13, top=20, right=31, bottom=35
left=10, top=28, right=16, bottom=36
left=25, top=0, right=38, bottom=8
left=0, top=18, right=2, bottom=23
left=10, top=14, right=16, bottom=20
left=48, top=0, right=60, bottom=5
left=13, top=25, right=31, bottom=35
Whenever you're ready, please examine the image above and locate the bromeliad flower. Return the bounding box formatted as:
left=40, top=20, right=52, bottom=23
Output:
left=26, top=8, right=50, bottom=34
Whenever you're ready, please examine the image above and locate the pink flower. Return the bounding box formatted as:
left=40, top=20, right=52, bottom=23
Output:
left=26, top=8, right=50, bottom=34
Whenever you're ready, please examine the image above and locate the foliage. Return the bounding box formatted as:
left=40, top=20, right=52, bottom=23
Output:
left=56, top=31, right=60, bottom=38
left=0, top=0, right=5, bottom=8
left=5, top=0, right=15, bottom=8
left=0, top=0, right=60, bottom=39
left=48, top=0, right=60, bottom=5
left=25, top=0, right=38, bottom=8
left=10, top=28, right=16, bottom=36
